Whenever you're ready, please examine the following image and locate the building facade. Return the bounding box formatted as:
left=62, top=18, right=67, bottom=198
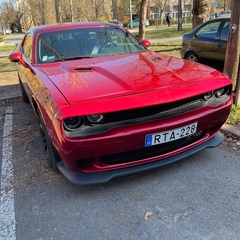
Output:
left=150, top=0, right=193, bottom=20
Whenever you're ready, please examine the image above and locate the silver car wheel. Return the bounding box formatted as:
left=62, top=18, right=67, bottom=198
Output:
left=185, top=52, right=199, bottom=62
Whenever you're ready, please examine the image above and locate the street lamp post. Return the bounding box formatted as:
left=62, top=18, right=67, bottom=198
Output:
left=70, top=0, right=73, bottom=22
left=178, top=0, right=182, bottom=31
left=129, top=0, right=133, bottom=28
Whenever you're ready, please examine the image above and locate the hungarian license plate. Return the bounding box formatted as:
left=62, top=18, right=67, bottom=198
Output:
left=145, top=122, right=198, bottom=147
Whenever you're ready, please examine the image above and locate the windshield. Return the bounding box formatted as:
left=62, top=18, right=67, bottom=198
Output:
left=37, top=27, right=148, bottom=63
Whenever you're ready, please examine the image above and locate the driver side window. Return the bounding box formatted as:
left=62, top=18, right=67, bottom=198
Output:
left=22, top=35, right=33, bottom=60
left=220, top=21, right=230, bottom=40
left=196, top=22, right=221, bottom=39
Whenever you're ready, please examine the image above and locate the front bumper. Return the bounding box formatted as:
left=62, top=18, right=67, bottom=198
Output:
left=57, top=131, right=224, bottom=185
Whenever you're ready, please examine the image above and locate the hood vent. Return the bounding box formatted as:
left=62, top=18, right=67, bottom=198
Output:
left=74, top=67, right=92, bottom=72
left=152, top=57, right=161, bottom=62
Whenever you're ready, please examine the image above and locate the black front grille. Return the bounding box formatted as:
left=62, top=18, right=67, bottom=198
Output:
left=103, top=96, right=203, bottom=124
left=100, top=131, right=205, bottom=165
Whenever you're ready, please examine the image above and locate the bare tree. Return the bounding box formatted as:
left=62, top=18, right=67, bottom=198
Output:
left=138, top=0, right=148, bottom=41
left=132, top=0, right=142, bottom=17
left=152, top=0, right=168, bottom=26
left=192, top=0, right=213, bottom=28
left=74, top=0, right=106, bottom=22
left=0, top=1, right=16, bottom=29
left=55, top=0, right=61, bottom=23
left=41, top=0, right=46, bottom=25
left=114, top=1, right=129, bottom=22
left=0, top=0, right=27, bottom=32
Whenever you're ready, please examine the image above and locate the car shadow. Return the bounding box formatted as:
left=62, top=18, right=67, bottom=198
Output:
left=0, top=83, right=21, bottom=101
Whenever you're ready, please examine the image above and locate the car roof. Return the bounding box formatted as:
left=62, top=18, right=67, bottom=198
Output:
left=205, top=17, right=230, bottom=23
left=28, top=22, right=117, bottom=35
left=192, top=17, right=230, bottom=30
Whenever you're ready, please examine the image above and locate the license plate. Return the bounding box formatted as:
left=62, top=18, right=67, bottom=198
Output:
left=145, top=122, right=198, bottom=147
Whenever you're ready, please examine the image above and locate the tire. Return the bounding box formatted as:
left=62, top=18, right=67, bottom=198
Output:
left=19, top=79, right=29, bottom=103
left=185, top=52, right=200, bottom=63
left=38, top=110, right=58, bottom=170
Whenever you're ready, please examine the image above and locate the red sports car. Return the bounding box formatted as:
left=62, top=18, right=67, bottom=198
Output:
left=9, top=22, right=232, bottom=184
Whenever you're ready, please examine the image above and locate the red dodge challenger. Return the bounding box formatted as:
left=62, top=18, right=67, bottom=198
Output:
left=9, top=22, right=232, bottom=184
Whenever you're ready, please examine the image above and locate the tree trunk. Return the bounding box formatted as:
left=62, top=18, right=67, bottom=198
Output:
left=178, top=0, right=182, bottom=31
left=138, top=0, right=148, bottom=41
left=41, top=0, right=45, bottom=25
left=192, top=0, right=213, bottom=28
left=223, top=0, right=240, bottom=105
left=55, top=0, right=60, bottom=23
left=16, top=18, right=22, bottom=33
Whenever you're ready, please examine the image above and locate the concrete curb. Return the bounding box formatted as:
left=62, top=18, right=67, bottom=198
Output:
left=221, top=123, right=240, bottom=138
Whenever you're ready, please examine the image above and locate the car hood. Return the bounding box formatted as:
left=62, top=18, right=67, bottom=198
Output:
left=39, top=52, right=229, bottom=112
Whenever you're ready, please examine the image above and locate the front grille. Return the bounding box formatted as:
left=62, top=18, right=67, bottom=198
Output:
left=103, top=96, right=203, bottom=124
left=100, top=131, right=205, bottom=165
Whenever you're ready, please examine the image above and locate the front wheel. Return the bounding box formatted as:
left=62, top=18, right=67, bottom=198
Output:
left=38, top=110, right=58, bottom=170
left=185, top=52, right=200, bottom=63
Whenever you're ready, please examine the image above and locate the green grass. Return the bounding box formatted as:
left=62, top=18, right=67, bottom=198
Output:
left=227, top=104, right=240, bottom=125
left=0, top=56, right=18, bottom=87
left=0, top=56, right=17, bottom=72
left=145, top=25, right=192, bottom=39
left=0, top=35, right=7, bottom=43
left=134, top=24, right=191, bottom=58
left=0, top=44, right=16, bottom=53
left=149, top=40, right=182, bottom=58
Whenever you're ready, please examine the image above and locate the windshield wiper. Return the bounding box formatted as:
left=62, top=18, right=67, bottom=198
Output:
left=61, top=56, right=93, bottom=60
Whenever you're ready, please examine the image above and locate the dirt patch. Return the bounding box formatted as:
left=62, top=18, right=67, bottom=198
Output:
left=0, top=56, right=18, bottom=72
left=0, top=56, right=18, bottom=88
left=0, top=71, right=18, bottom=86
left=221, top=130, right=240, bottom=154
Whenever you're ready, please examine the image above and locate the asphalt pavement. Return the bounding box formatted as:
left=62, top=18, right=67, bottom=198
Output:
left=0, top=38, right=240, bottom=139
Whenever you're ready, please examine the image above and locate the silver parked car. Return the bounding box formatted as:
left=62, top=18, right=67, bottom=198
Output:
left=219, top=10, right=231, bottom=18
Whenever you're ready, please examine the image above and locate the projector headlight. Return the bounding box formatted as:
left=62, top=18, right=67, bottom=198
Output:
left=86, top=114, right=105, bottom=124
left=203, top=91, right=214, bottom=100
left=63, top=117, right=83, bottom=131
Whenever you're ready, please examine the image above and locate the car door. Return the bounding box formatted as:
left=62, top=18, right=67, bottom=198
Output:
left=192, top=20, right=222, bottom=62
left=214, top=20, right=229, bottom=62
left=18, top=33, right=36, bottom=102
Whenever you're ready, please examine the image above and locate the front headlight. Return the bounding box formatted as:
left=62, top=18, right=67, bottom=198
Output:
left=203, top=87, right=230, bottom=101
left=63, top=114, right=105, bottom=132
left=215, top=88, right=229, bottom=97
left=203, top=91, right=214, bottom=100
left=63, top=117, right=83, bottom=131
left=86, top=114, right=105, bottom=124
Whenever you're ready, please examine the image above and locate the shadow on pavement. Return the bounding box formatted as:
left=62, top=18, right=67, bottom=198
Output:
left=0, top=83, right=21, bottom=101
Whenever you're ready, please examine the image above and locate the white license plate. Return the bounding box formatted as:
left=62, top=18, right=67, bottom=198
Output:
left=145, top=122, right=198, bottom=147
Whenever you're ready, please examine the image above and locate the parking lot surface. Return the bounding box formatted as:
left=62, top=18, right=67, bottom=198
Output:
left=0, top=100, right=240, bottom=239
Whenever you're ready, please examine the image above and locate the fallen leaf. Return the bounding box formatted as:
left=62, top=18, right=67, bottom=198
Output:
left=144, top=211, right=152, bottom=221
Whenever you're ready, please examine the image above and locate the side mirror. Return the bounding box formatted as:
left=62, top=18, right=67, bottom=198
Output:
left=9, top=52, right=23, bottom=63
left=141, top=40, right=151, bottom=48
left=9, top=52, right=35, bottom=75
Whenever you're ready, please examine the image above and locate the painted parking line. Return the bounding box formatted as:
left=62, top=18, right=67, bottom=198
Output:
left=0, top=107, right=16, bottom=240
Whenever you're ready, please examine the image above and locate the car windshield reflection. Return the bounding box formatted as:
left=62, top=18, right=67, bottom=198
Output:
left=37, top=27, right=147, bottom=63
